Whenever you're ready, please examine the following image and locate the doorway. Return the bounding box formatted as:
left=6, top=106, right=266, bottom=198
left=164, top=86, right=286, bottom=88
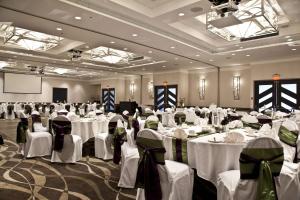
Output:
left=154, top=85, right=177, bottom=111
left=102, top=88, right=115, bottom=112
left=254, top=79, right=300, bottom=112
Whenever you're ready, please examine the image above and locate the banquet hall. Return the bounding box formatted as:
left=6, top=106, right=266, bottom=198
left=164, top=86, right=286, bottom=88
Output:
left=0, top=0, right=300, bottom=199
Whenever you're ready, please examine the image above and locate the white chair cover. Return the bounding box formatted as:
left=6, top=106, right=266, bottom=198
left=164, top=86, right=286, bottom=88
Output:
left=94, top=114, right=124, bottom=160
left=51, top=116, right=82, bottom=163
left=136, top=129, right=194, bottom=200
left=217, top=137, right=300, bottom=200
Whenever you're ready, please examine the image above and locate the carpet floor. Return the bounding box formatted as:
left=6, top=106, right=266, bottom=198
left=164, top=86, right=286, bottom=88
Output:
left=0, top=119, right=137, bottom=200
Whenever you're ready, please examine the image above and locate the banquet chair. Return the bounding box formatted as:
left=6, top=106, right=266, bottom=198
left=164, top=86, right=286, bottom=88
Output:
left=51, top=116, right=82, bottom=163
left=18, top=111, right=52, bottom=158
left=144, top=115, right=160, bottom=130
left=135, top=129, right=194, bottom=200
left=5, top=104, right=15, bottom=120
left=31, top=111, right=48, bottom=132
left=174, top=111, right=186, bottom=125
left=118, top=115, right=140, bottom=187
left=184, top=108, right=197, bottom=124
left=217, top=137, right=300, bottom=200
left=278, top=119, right=299, bottom=163
left=94, top=114, right=124, bottom=160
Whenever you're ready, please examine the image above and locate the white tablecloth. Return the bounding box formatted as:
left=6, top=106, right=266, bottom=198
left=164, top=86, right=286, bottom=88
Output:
left=158, top=126, right=253, bottom=185
left=71, top=119, right=108, bottom=143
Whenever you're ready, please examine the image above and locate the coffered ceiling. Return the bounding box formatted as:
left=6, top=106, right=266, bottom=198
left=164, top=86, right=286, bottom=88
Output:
left=0, top=0, right=299, bottom=80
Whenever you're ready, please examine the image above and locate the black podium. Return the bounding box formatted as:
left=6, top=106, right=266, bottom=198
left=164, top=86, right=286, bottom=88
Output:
left=119, top=101, right=138, bottom=115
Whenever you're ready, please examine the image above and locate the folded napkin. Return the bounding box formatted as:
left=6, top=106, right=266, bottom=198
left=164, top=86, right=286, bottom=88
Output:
left=173, top=128, right=188, bottom=140
left=275, top=111, right=289, bottom=118
left=241, top=114, right=259, bottom=124
left=228, top=120, right=243, bottom=129
left=122, top=110, right=129, bottom=116
left=224, top=131, right=244, bottom=143
left=258, top=124, right=272, bottom=136
left=250, top=111, right=259, bottom=116
left=165, top=108, right=172, bottom=113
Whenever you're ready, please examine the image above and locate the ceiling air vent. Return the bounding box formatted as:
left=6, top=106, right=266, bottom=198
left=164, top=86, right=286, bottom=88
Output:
left=128, top=56, right=144, bottom=62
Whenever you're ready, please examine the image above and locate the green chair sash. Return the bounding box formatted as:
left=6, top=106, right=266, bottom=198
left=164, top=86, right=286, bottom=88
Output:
left=144, top=120, right=159, bottom=131
left=278, top=126, right=298, bottom=147
left=242, top=122, right=262, bottom=130
left=174, top=113, right=186, bottom=125
left=240, top=147, right=284, bottom=200
left=172, top=138, right=188, bottom=164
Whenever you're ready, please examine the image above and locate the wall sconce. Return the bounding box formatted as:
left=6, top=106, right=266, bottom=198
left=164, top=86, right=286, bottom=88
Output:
left=163, top=81, right=168, bottom=87
left=233, top=76, right=240, bottom=100
left=199, top=79, right=206, bottom=100
left=129, top=82, right=136, bottom=98
left=147, top=81, right=154, bottom=98
left=272, top=73, right=280, bottom=81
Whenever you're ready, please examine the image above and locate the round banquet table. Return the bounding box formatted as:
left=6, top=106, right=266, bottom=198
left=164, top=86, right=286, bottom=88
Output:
left=159, top=127, right=254, bottom=186
left=71, top=119, right=108, bottom=143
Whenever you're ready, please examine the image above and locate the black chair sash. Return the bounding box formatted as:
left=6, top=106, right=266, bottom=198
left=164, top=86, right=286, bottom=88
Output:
left=7, top=105, right=14, bottom=115
left=65, top=105, right=71, bottom=112
left=135, top=142, right=166, bottom=200
left=112, top=127, right=126, bottom=164
left=31, top=114, right=42, bottom=132
left=52, top=120, right=72, bottom=152
left=132, top=119, right=140, bottom=140
left=16, top=118, right=28, bottom=143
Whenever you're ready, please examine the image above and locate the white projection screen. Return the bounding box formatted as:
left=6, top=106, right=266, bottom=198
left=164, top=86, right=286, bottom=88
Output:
left=4, top=73, right=42, bottom=94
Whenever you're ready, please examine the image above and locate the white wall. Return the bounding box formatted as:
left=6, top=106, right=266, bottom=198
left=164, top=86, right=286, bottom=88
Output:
left=0, top=73, right=98, bottom=103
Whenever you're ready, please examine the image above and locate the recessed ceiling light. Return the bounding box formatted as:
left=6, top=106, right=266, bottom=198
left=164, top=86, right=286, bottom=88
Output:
left=195, top=54, right=200, bottom=57
left=240, top=46, right=244, bottom=49
left=232, top=53, right=236, bottom=56
left=56, top=27, right=62, bottom=31
left=13, top=55, right=17, bottom=58
left=170, top=46, right=175, bottom=49
left=285, top=36, right=291, bottom=39
left=110, top=41, right=115, bottom=44
left=178, top=13, right=185, bottom=16
left=209, top=59, right=214, bottom=62
left=85, top=45, right=89, bottom=48
left=123, top=48, right=128, bottom=50
left=291, top=48, right=297, bottom=51
left=246, top=54, right=250, bottom=56
left=287, top=38, right=293, bottom=42
left=74, top=16, right=82, bottom=20
left=132, top=33, right=138, bottom=37
left=174, top=57, right=178, bottom=60
left=190, top=61, right=193, bottom=64
left=235, top=44, right=240, bottom=47
left=109, top=69, right=112, bottom=71
left=148, top=50, right=152, bottom=53
left=162, top=65, right=166, bottom=68
left=142, top=68, right=146, bottom=70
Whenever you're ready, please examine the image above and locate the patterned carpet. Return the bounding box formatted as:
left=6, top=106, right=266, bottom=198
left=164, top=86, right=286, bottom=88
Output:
left=0, top=119, right=137, bottom=200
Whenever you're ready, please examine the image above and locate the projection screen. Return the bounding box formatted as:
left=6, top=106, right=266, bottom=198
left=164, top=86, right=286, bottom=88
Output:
left=4, top=73, right=42, bottom=94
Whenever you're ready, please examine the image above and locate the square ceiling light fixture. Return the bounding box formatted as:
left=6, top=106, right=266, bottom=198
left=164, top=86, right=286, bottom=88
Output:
left=0, top=23, right=63, bottom=51
left=205, top=0, right=279, bottom=41
left=86, top=46, right=145, bottom=64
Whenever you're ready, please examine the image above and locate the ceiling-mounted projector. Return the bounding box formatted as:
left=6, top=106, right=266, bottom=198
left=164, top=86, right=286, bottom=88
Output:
left=68, top=49, right=82, bottom=61
left=208, top=0, right=241, bottom=17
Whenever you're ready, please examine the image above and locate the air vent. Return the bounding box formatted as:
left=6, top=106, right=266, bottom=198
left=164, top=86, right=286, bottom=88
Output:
left=128, top=56, right=144, bottom=62
left=190, top=7, right=203, bottom=13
